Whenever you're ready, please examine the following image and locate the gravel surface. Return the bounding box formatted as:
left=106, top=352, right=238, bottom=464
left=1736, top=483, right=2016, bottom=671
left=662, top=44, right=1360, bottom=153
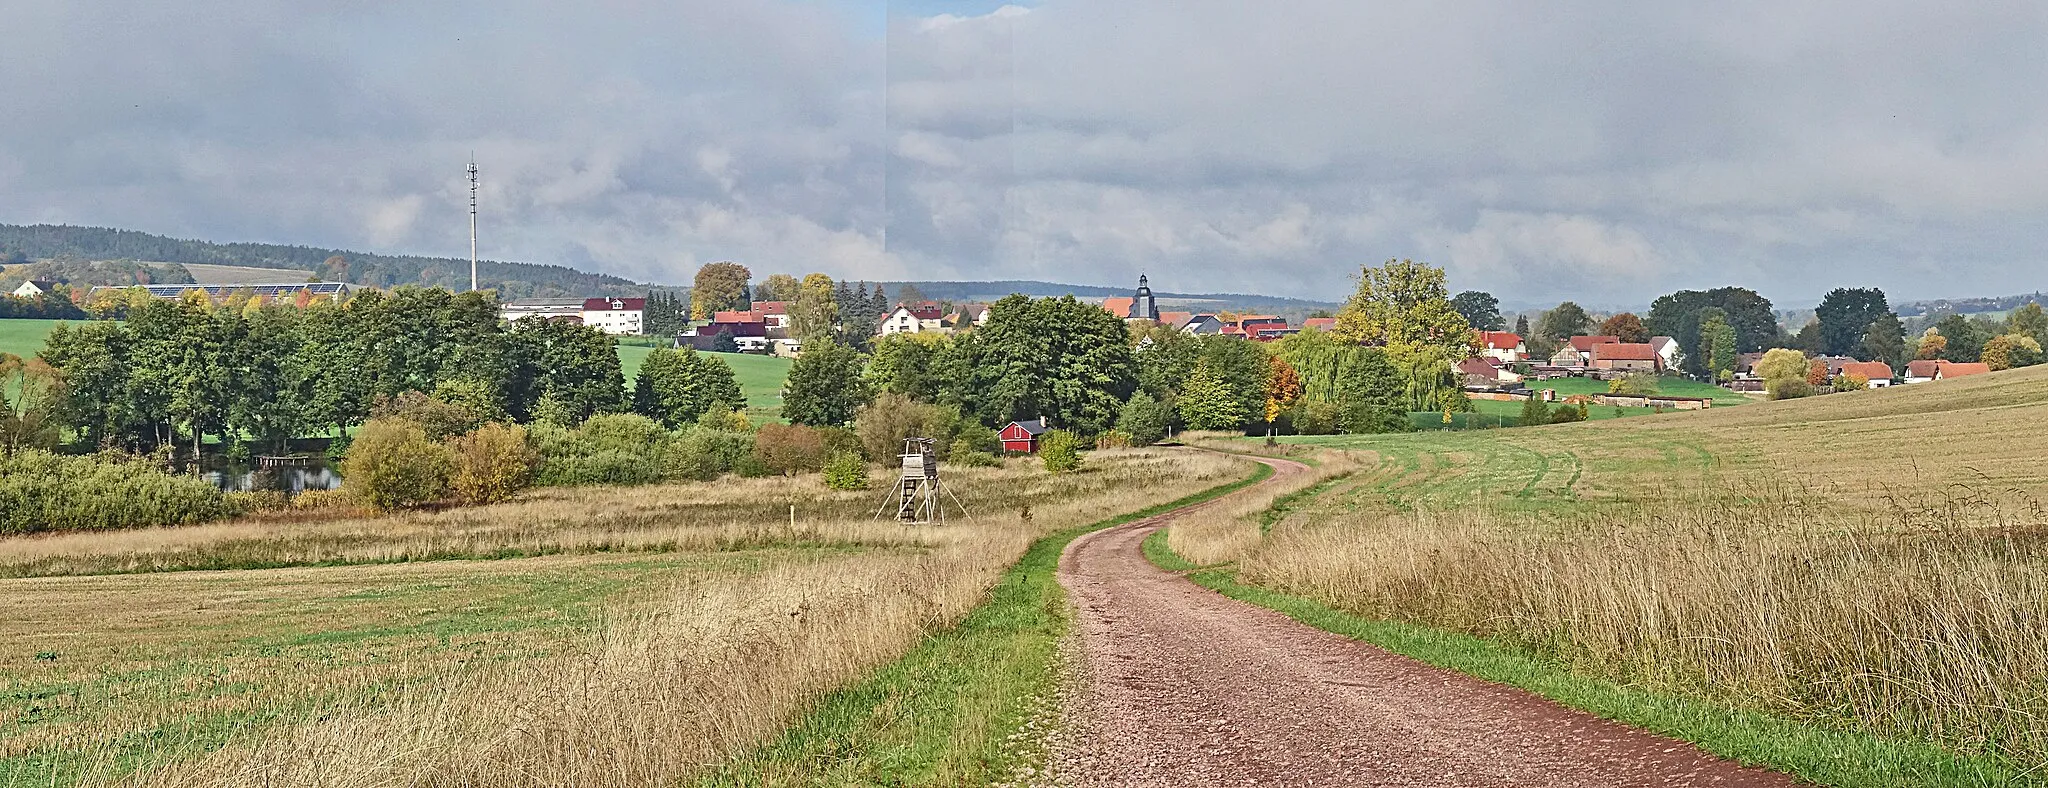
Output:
left=1052, top=455, right=1799, bottom=787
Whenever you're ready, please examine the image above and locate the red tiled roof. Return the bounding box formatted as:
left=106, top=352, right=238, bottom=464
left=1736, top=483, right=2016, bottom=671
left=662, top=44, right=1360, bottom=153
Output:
left=1838, top=361, right=1893, bottom=380
left=1570, top=335, right=1620, bottom=351
left=1479, top=331, right=1523, bottom=349
left=1906, top=359, right=1940, bottom=378
left=583, top=297, right=645, bottom=311
left=1159, top=311, right=1194, bottom=327
left=1303, top=317, right=1337, bottom=332
left=713, top=309, right=764, bottom=324
left=752, top=301, right=789, bottom=315
left=1939, top=362, right=1992, bottom=378
left=1591, top=342, right=1658, bottom=362
left=1102, top=297, right=1135, bottom=317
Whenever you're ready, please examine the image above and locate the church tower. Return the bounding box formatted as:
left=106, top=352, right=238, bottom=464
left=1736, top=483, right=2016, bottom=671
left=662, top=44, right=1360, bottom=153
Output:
left=1130, top=274, right=1160, bottom=321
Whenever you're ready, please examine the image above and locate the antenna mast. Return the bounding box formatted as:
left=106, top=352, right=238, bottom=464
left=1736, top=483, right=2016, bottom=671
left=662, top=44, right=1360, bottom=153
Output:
left=467, top=158, right=479, bottom=292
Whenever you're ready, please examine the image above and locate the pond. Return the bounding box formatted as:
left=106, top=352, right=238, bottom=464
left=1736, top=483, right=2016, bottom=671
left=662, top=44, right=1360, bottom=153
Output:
left=201, top=458, right=343, bottom=494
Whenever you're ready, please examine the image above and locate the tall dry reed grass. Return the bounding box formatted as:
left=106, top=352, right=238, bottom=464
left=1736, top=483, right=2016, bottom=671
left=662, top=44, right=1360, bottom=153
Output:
left=1164, top=448, right=1360, bottom=566
left=53, top=449, right=1246, bottom=787
left=1241, top=483, right=2048, bottom=766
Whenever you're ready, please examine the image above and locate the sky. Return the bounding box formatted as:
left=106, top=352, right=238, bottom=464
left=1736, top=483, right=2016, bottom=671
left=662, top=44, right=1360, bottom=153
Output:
left=3, top=1, right=2046, bottom=308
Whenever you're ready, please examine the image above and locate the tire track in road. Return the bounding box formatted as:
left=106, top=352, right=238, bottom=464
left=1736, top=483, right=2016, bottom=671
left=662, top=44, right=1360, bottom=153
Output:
left=1053, top=453, right=1797, bottom=787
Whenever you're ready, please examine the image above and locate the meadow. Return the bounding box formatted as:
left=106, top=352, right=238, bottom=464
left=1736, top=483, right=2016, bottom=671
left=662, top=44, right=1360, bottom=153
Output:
left=0, top=448, right=1249, bottom=786
left=1181, top=365, right=2048, bottom=778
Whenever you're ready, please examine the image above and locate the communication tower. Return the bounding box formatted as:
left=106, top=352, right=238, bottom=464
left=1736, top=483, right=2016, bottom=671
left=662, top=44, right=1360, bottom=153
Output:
left=467, top=158, right=479, bottom=292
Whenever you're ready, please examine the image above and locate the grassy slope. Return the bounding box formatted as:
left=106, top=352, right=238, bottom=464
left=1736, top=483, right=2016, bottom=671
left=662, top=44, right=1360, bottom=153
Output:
left=0, top=318, right=63, bottom=360
left=1189, top=365, right=2048, bottom=785
left=697, top=460, right=1275, bottom=786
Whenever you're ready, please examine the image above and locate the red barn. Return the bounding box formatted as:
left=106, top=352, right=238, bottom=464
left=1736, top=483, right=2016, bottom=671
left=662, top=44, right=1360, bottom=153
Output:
left=1000, top=418, right=1050, bottom=453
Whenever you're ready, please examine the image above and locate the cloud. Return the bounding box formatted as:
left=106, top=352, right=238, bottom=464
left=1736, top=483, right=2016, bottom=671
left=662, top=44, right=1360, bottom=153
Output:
left=2, top=0, right=2046, bottom=306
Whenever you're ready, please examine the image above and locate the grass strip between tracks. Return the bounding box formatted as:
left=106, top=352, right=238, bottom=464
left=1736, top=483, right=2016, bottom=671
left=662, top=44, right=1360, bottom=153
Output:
left=696, top=457, right=1275, bottom=787
left=1141, top=544, right=2031, bottom=787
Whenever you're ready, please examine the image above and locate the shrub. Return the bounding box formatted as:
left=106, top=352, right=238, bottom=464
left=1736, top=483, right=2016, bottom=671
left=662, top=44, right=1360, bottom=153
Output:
left=370, top=390, right=488, bottom=441
left=952, top=449, right=1002, bottom=468
left=578, top=413, right=669, bottom=454
left=537, top=450, right=664, bottom=487
left=342, top=418, right=454, bottom=510
left=662, top=428, right=756, bottom=482
left=1766, top=378, right=1814, bottom=400
left=1040, top=430, right=1082, bottom=473
left=1116, top=392, right=1172, bottom=446
left=823, top=451, right=870, bottom=491
left=1291, top=399, right=1340, bottom=436
left=448, top=423, right=538, bottom=505
left=854, top=392, right=962, bottom=461
left=754, top=423, right=831, bottom=476
left=697, top=406, right=752, bottom=433
left=1549, top=403, right=1587, bottom=424
left=0, top=451, right=240, bottom=534
left=951, top=424, right=1002, bottom=458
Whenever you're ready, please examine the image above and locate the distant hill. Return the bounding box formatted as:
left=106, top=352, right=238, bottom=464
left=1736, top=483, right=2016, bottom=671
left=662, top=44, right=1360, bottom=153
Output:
left=1897, top=291, right=2046, bottom=318
left=880, top=280, right=1338, bottom=317
left=0, top=223, right=636, bottom=300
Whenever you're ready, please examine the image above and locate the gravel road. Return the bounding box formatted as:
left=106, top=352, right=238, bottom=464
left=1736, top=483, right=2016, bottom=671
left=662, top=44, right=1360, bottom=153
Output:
left=1052, top=454, right=1799, bottom=787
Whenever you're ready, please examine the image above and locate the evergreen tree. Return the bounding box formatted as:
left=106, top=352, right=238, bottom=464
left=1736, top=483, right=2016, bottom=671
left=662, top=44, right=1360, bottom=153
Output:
left=1514, top=314, right=1530, bottom=337
left=1861, top=312, right=1907, bottom=370
left=1517, top=394, right=1550, bottom=427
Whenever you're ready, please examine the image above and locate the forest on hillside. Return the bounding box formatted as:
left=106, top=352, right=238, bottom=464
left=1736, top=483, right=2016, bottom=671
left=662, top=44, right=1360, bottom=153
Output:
left=0, top=224, right=637, bottom=299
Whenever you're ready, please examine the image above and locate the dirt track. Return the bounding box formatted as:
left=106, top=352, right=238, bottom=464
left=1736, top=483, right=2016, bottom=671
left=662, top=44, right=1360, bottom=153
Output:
left=1053, top=454, right=1798, bottom=787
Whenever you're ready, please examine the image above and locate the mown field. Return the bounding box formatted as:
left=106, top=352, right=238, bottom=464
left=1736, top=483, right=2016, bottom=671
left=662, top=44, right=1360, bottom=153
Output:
left=0, top=449, right=1249, bottom=786
left=0, top=319, right=793, bottom=419
left=1185, top=364, right=2048, bottom=783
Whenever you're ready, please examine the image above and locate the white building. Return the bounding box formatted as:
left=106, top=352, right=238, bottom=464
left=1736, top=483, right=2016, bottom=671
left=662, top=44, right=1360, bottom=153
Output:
left=879, top=302, right=945, bottom=336
left=11, top=280, right=59, bottom=298
left=580, top=297, right=645, bottom=335
left=500, top=298, right=585, bottom=324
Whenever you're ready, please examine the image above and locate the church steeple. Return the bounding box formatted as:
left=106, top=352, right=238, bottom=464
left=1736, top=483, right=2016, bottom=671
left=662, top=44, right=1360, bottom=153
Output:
left=1130, top=274, right=1160, bottom=321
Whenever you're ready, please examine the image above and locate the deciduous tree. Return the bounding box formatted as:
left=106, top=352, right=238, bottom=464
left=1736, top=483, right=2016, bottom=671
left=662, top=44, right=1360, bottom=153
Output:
left=1815, top=287, right=1891, bottom=357
left=689, top=261, right=752, bottom=319
left=1535, top=302, right=1593, bottom=343
left=1450, top=290, right=1505, bottom=331
left=1177, top=358, right=1247, bottom=431
left=1598, top=312, right=1650, bottom=343
left=782, top=339, right=869, bottom=426
left=632, top=346, right=744, bottom=428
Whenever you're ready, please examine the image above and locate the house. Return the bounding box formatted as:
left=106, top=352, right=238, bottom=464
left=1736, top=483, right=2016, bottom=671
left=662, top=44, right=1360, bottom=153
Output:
left=10, top=280, right=60, bottom=298
left=752, top=301, right=792, bottom=332
left=1235, top=316, right=1289, bottom=341
left=581, top=297, right=645, bottom=335
left=1000, top=418, right=1050, bottom=453
left=1649, top=336, right=1680, bottom=369
left=1567, top=335, right=1620, bottom=365
left=1159, top=311, right=1195, bottom=329
left=1302, top=317, right=1338, bottom=333
left=501, top=297, right=586, bottom=325
left=1456, top=357, right=1524, bottom=387
left=1180, top=314, right=1225, bottom=335
left=1477, top=331, right=1525, bottom=363
left=1548, top=347, right=1585, bottom=367
left=1733, top=352, right=1767, bottom=378
left=1903, top=359, right=1992, bottom=384
left=1100, top=297, right=1134, bottom=318
left=1837, top=361, right=1895, bottom=387
left=681, top=315, right=768, bottom=352
left=1589, top=343, right=1661, bottom=372
left=945, top=303, right=992, bottom=330
left=1814, top=355, right=1859, bottom=377
left=879, top=302, right=946, bottom=335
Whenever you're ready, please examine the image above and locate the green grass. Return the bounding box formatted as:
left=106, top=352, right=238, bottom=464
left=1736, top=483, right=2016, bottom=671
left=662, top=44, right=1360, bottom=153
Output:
left=1156, top=561, right=2025, bottom=787
left=1530, top=375, right=1752, bottom=406
left=697, top=459, right=1275, bottom=786
left=0, top=318, right=65, bottom=360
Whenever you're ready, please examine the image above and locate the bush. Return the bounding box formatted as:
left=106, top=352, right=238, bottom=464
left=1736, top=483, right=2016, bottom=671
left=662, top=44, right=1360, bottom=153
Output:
left=823, top=452, right=870, bottom=491
left=0, top=451, right=244, bottom=535
left=1040, top=430, right=1082, bottom=473
left=662, top=428, right=756, bottom=482
left=1548, top=402, right=1587, bottom=424
left=537, top=450, right=665, bottom=487
left=754, top=423, right=831, bottom=476
left=529, top=414, right=674, bottom=487
left=950, top=424, right=1001, bottom=458
left=369, top=390, right=485, bottom=441
left=448, top=423, right=538, bottom=505
left=1116, top=392, right=1172, bottom=446
left=1095, top=429, right=1134, bottom=449
left=952, top=449, right=1002, bottom=468
left=340, top=419, right=454, bottom=510
left=1291, top=399, right=1340, bottom=435
left=1766, top=378, right=1814, bottom=400
left=854, top=392, right=962, bottom=462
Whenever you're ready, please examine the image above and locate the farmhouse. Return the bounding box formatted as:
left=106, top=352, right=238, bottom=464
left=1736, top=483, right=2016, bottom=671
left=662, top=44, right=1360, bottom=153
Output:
left=1649, top=336, right=1680, bottom=369
left=1180, top=314, right=1225, bottom=335
left=1302, top=317, right=1337, bottom=333
left=879, top=302, right=945, bottom=335
left=1000, top=418, right=1050, bottom=453
left=1837, top=361, right=1896, bottom=387
left=10, top=280, right=60, bottom=298
left=945, top=303, right=992, bottom=330
left=1567, top=335, right=1620, bottom=365
left=581, top=297, right=645, bottom=335
left=1589, top=342, right=1660, bottom=372
left=1456, top=357, right=1524, bottom=387
left=1903, top=359, right=1992, bottom=384
left=1477, top=331, right=1525, bottom=363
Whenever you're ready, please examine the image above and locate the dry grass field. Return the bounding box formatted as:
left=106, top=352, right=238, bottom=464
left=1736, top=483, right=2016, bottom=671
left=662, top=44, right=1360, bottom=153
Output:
left=0, top=449, right=1247, bottom=787
left=1204, top=365, right=2048, bottom=771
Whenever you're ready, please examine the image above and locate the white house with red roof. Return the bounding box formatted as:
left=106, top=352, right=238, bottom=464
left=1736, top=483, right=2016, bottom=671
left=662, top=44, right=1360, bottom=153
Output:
left=1477, top=331, right=1525, bottom=363
left=879, top=301, right=946, bottom=335
left=580, top=297, right=645, bottom=335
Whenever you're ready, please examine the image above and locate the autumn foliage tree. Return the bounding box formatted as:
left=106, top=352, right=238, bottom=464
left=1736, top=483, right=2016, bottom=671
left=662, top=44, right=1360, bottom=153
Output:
left=1262, top=356, right=1303, bottom=440
left=689, top=261, right=752, bottom=319
left=1598, top=313, right=1650, bottom=343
